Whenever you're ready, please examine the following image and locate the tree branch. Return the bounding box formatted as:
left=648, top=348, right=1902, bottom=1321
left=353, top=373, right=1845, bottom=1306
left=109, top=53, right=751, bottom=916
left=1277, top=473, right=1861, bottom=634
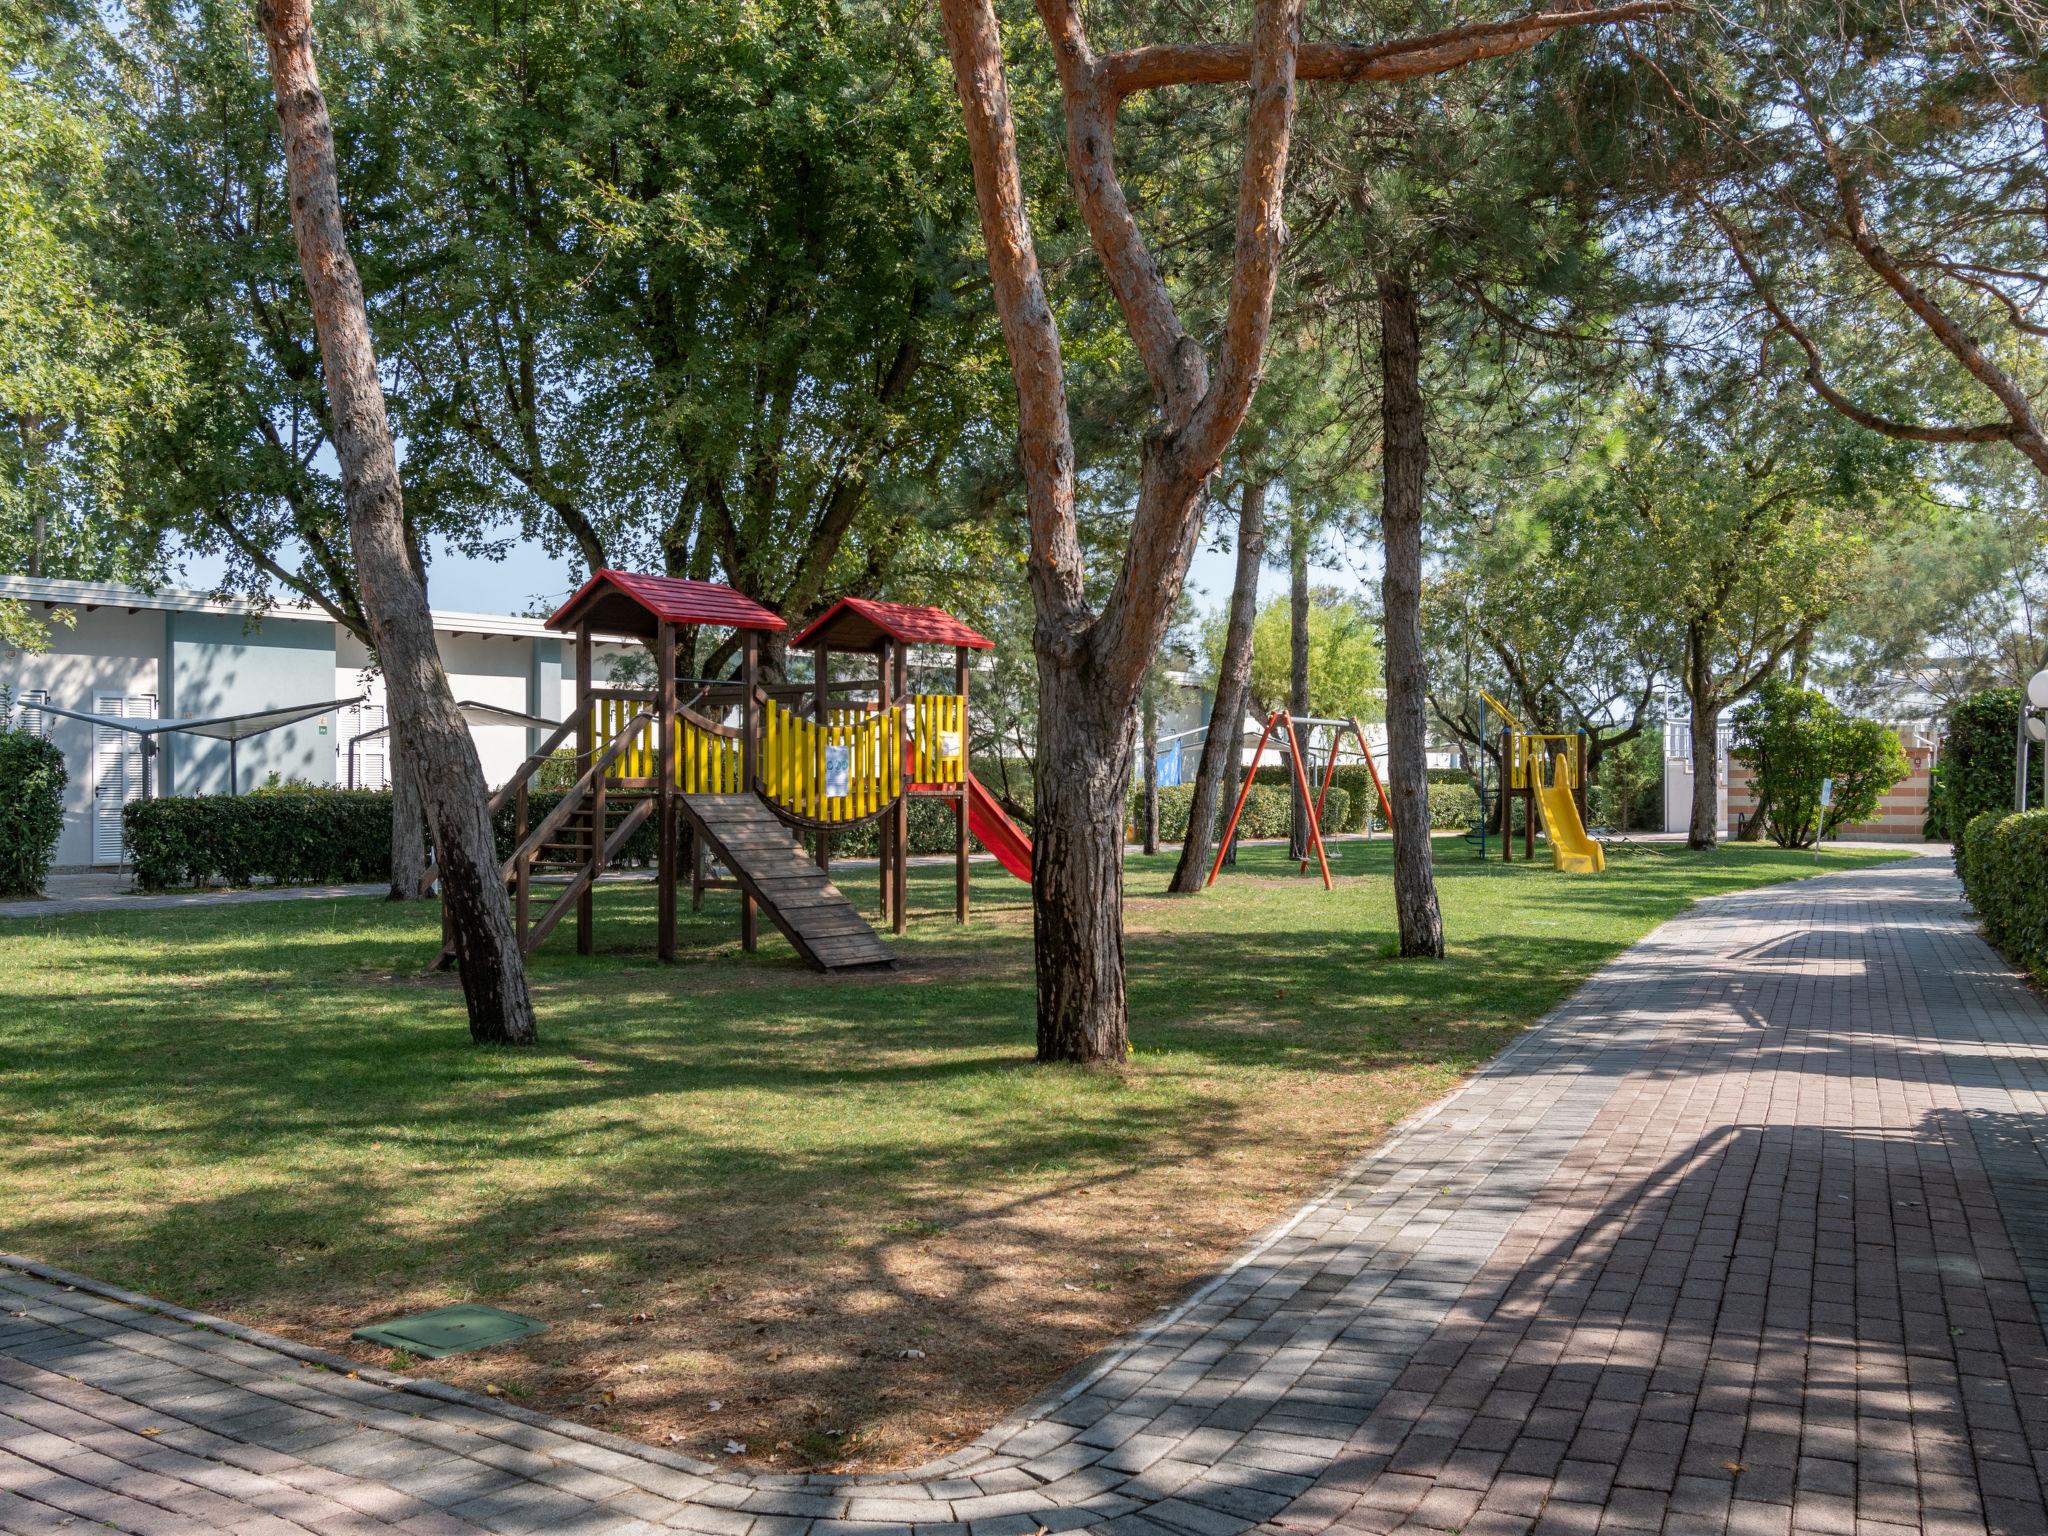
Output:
left=1097, top=3, right=1676, bottom=99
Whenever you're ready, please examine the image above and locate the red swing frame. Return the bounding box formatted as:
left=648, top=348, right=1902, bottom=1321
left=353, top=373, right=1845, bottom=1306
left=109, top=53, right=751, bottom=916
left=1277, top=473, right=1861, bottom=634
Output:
left=1301, top=715, right=1394, bottom=874
left=1206, top=710, right=1334, bottom=889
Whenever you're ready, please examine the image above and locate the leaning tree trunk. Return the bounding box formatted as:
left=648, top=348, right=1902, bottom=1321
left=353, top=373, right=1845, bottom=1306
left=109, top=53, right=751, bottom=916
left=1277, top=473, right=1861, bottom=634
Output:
left=1171, top=479, right=1268, bottom=892
left=260, top=0, right=536, bottom=1045
left=388, top=746, right=429, bottom=900
left=1287, top=514, right=1312, bottom=861
left=1141, top=689, right=1161, bottom=855
left=1033, top=666, right=1139, bottom=1063
left=1378, top=274, right=1445, bottom=958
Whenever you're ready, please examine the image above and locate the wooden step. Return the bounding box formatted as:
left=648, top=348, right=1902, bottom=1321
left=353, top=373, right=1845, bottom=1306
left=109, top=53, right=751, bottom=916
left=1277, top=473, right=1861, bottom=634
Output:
left=680, top=793, right=894, bottom=973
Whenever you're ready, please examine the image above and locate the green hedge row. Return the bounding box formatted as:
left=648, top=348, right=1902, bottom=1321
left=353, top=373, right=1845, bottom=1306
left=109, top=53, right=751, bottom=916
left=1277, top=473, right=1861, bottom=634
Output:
left=122, top=770, right=1476, bottom=892
left=1959, top=809, right=2048, bottom=980
left=127, top=792, right=396, bottom=889
left=0, top=729, right=66, bottom=897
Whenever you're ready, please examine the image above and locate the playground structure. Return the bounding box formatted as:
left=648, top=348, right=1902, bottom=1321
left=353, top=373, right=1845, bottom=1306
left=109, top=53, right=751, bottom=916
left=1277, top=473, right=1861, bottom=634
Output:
left=1477, top=690, right=1604, bottom=874
left=1207, top=711, right=1394, bottom=888
left=430, top=572, right=1035, bottom=974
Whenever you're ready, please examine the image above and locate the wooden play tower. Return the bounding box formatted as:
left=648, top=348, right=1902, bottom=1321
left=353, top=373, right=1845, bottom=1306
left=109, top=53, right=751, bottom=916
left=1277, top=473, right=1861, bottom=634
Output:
left=432, top=571, right=1021, bottom=975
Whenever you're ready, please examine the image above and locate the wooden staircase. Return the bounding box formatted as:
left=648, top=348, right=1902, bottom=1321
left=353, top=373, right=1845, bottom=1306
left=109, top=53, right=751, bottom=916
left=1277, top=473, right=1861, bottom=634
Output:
left=428, top=708, right=654, bottom=972
left=683, top=794, right=895, bottom=972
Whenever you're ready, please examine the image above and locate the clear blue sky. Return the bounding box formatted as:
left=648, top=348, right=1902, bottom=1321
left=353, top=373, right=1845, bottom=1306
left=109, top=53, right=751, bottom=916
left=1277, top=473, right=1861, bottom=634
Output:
left=170, top=525, right=1368, bottom=624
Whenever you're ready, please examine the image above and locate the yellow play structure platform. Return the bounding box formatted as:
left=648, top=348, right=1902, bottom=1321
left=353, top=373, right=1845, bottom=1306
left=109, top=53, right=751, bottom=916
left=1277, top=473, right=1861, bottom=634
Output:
left=1481, top=691, right=1605, bottom=874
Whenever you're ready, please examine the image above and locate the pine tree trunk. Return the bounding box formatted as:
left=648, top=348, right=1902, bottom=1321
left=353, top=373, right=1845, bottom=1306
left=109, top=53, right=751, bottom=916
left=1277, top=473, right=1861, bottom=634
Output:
left=1170, top=479, right=1267, bottom=892
left=1684, top=623, right=1721, bottom=850
left=1288, top=515, right=1312, bottom=861
left=1141, top=690, right=1160, bottom=855
left=260, top=0, right=536, bottom=1045
left=388, top=746, right=429, bottom=900
left=1378, top=274, right=1445, bottom=958
left=1032, top=666, right=1134, bottom=1063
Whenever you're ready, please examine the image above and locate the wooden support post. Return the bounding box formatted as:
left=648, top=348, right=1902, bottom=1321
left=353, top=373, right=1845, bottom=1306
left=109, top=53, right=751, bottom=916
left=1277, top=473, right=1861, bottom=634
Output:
left=576, top=622, right=597, bottom=952
left=892, top=641, right=909, bottom=935
left=693, top=837, right=706, bottom=911
left=955, top=644, right=970, bottom=924
left=878, top=642, right=893, bottom=925
left=740, top=629, right=760, bottom=952
left=1575, top=731, right=1589, bottom=825
left=514, top=775, right=530, bottom=946
left=1498, top=725, right=1513, bottom=863
left=814, top=642, right=831, bottom=873
left=656, top=619, right=678, bottom=962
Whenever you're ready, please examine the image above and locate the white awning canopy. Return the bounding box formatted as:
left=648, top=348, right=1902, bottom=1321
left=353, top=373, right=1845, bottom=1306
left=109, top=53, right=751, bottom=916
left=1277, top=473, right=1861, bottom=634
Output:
left=346, top=700, right=559, bottom=742
left=20, top=696, right=365, bottom=741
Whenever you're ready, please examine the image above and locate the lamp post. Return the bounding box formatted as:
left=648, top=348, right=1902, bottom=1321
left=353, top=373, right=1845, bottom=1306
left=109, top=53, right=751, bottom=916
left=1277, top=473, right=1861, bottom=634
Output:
left=2021, top=668, right=2048, bottom=812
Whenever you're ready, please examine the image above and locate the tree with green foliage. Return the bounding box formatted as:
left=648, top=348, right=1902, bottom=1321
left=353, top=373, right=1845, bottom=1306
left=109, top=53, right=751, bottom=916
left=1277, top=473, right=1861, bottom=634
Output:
left=1, top=4, right=185, bottom=643
left=1244, top=590, right=1383, bottom=722
left=1731, top=677, right=1908, bottom=847
left=1648, top=0, right=2048, bottom=481
left=1567, top=379, right=1920, bottom=847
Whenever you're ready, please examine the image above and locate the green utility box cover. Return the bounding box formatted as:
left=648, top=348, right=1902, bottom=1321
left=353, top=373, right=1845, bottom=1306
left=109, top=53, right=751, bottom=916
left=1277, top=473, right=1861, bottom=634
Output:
left=352, top=1303, right=548, bottom=1359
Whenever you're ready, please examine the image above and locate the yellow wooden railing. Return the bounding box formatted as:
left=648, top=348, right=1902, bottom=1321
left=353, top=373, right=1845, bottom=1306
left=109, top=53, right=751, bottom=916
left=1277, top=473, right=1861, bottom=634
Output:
left=911, top=694, right=967, bottom=784
left=758, top=697, right=901, bottom=823
left=590, top=690, right=945, bottom=823
left=678, top=719, right=744, bottom=792
left=591, top=694, right=659, bottom=780
left=1521, top=733, right=1580, bottom=791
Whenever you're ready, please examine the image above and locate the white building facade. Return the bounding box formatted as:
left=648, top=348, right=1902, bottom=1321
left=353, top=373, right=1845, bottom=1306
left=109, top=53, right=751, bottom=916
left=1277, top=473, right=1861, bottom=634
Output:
left=1, top=576, right=578, bottom=869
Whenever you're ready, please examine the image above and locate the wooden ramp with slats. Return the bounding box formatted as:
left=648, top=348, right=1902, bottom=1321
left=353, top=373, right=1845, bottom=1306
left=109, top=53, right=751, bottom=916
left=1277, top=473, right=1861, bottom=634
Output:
left=681, top=793, right=896, bottom=972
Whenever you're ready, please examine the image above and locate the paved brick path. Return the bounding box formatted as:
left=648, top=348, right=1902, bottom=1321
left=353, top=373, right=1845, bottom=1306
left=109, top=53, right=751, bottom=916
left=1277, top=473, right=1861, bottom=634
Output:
left=3, top=855, right=2045, bottom=1535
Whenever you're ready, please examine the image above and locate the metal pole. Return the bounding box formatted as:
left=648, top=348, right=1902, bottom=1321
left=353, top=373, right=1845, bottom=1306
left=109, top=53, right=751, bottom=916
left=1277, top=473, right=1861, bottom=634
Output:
left=2019, top=701, right=2030, bottom=813
left=229, top=738, right=239, bottom=797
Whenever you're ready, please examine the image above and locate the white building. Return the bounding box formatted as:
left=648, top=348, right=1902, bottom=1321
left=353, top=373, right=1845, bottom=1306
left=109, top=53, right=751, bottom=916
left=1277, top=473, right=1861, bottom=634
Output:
left=0, top=576, right=580, bottom=869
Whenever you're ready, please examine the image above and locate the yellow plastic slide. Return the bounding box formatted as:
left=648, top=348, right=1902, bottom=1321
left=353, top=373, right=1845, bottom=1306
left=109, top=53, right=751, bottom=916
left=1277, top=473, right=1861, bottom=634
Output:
left=1535, top=780, right=1606, bottom=874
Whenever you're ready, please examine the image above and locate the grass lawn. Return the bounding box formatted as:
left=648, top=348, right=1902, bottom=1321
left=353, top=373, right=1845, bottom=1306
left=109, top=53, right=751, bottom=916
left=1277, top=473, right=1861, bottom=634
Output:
left=1, top=835, right=1908, bottom=1471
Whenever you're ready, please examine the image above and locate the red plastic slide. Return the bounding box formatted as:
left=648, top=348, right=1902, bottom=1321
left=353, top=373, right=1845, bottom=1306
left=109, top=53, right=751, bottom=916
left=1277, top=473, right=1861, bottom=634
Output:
left=965, top=772, right=1034, bottom=884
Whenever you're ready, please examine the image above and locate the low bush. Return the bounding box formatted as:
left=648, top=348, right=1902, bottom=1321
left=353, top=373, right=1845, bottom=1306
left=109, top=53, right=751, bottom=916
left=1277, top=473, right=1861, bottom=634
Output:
left=127, top=792, right=395, bottom=890
left=0, top=726, right=66, bottom=896
left=1958, top=809, right=2048, bottom=980
left=1249, top=764, right=1381, bottom=832
left=1427, top=781, right=1481, bottom=830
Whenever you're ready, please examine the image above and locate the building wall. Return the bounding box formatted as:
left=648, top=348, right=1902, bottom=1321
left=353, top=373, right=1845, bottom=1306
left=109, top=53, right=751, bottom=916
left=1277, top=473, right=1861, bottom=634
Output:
left=164, top=611, right=339, bottom=796
left=336, top=632, right=568, bottom=789
left=1726, top=738, right=1934, bottom=842
left=1, top=608, right=169, bottom=868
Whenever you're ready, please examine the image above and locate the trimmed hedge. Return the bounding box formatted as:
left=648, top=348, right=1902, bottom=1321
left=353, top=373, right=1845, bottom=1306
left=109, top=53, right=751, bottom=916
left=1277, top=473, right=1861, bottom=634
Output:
left=0, top=729, right=66, bottom=897
left=121, top=768, right=1468, bottom=892
left=1932, top=689, right=2042, bottom=841
left=127, top=792, right=395, bottom=890
left=1959, top=809, right=2048, bottom=980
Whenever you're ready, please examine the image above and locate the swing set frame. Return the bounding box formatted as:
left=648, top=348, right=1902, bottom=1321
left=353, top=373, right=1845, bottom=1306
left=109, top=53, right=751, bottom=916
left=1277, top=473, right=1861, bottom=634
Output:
left=1206, top=712, right=1394, bottom=890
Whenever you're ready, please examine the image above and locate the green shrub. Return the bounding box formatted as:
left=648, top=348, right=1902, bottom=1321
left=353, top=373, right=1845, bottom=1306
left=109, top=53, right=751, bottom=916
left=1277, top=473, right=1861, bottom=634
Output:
left=1249, top=764, right=1380, bottom=832
left=1958, top=809, right=2048, bottom=980
left=0, top=727, right=66, bottom=896
left=1933, top=689, right=2043, bottom=841
left=1427, top=781, right=1480, bottom=830
left=127, top=792, right=396, bottom=889
left=1731, top=679, right=1909, bottom=847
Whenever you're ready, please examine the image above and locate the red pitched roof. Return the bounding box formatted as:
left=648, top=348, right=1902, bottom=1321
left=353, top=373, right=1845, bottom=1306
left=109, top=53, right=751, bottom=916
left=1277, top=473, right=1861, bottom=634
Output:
left=547, top=569, right=786, bottom=637
left=791, top=596, right=994, bottom=652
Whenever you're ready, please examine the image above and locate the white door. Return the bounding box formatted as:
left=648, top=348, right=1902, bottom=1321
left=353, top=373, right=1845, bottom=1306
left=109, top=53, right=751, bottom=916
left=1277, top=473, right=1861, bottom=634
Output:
left=339, top=701, right=388, bottom=789
left=92, top=692, right=155, bottom=865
